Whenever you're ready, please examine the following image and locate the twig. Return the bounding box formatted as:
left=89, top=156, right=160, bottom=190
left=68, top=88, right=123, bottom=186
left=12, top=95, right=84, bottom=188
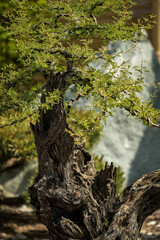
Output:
left=124, top=100, right=160, bottom=128
left=0, top=114, right=33, bottom=129
left=67, top=93, right=82, bottom=114
left=90, top=2, right=104, bottom=12
left=90, top=13, right=98, bottom=24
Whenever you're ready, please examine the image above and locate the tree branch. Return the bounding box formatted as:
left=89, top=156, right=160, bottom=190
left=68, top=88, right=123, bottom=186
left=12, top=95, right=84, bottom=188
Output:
left=66, top=93, right=82, bottom=114
left=90, top=13, right=98, bottom=24
left=96, top=169, right=160, bottom=240
left=90, top=2, right=104, bottom=12
left=124, top=100, right=160, bottom=128
left=0, top=114, right=32, bottom=129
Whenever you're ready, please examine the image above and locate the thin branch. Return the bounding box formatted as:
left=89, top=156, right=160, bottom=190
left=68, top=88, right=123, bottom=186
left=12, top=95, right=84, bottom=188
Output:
left=90, top=13, right=98, bottom=24
left=124, top=100, right=160, bottom=128
left=0, top=114, right=33, bottom=129
left=90, top=2, right=104, bottom=12
left=32, top=48, right=73, bottom=72
left=130, top=109, right=160, bottom=128
left=55, top=50, right=73, bottom=72
left=67, top=93, right=82, bottom=114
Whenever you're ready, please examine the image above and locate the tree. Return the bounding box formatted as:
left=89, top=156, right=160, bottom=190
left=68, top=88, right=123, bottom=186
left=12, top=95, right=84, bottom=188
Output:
left=1, top=0, right=160, bottom=239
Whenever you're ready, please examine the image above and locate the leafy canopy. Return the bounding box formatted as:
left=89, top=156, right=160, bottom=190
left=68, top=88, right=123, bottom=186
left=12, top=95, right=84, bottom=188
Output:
left=0, top=0, right=160, bottom=142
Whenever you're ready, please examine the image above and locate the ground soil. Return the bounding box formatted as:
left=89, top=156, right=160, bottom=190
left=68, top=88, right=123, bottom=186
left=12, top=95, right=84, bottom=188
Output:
left=0, top=195, right=160, bottom=240
left=0, top=195, right=49, bottom=240
left=139, top=210, right=160, bottom=240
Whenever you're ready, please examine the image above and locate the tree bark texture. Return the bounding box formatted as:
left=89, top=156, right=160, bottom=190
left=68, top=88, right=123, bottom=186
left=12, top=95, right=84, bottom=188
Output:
left=29, top=72, right=160, bottom=240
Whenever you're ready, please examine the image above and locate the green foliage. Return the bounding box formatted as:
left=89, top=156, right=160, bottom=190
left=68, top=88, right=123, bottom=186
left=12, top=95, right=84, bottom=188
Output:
left=0, top=119, right=37, bottom=169
left=93, top=154, right=105, bottom=171
left=1, top=0, right=159, bottom=135
left=67, top=109, right=102, bottom=145
left=103, top=217, right=109, bottom=227
left=0, top=0, right=160, bottom=153
left=116, top=166, right=125, bottom=195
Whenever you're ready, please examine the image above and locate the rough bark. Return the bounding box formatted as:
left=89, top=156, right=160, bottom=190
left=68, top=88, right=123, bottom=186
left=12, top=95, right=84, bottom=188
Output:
left=29, top=72, right=160, bottom=240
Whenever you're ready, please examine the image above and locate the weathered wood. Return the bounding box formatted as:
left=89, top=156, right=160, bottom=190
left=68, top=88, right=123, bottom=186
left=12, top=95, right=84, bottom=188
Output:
left=96, top=169, right=160, bottom=240
left=29, top=72, right=160, bottom=240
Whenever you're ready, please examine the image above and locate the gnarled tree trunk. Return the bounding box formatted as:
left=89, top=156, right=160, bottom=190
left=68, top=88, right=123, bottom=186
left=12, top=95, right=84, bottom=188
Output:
left=29, top=72, right=160, bottom=240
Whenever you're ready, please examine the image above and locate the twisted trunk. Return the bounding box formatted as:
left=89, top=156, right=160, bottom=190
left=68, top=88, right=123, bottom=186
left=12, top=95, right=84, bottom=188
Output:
left=29, top=72, right=160, bottom=240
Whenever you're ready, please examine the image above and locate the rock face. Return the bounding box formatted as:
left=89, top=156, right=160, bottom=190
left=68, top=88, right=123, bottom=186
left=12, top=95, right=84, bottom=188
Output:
left=91, top=37, right=160, bottom=185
